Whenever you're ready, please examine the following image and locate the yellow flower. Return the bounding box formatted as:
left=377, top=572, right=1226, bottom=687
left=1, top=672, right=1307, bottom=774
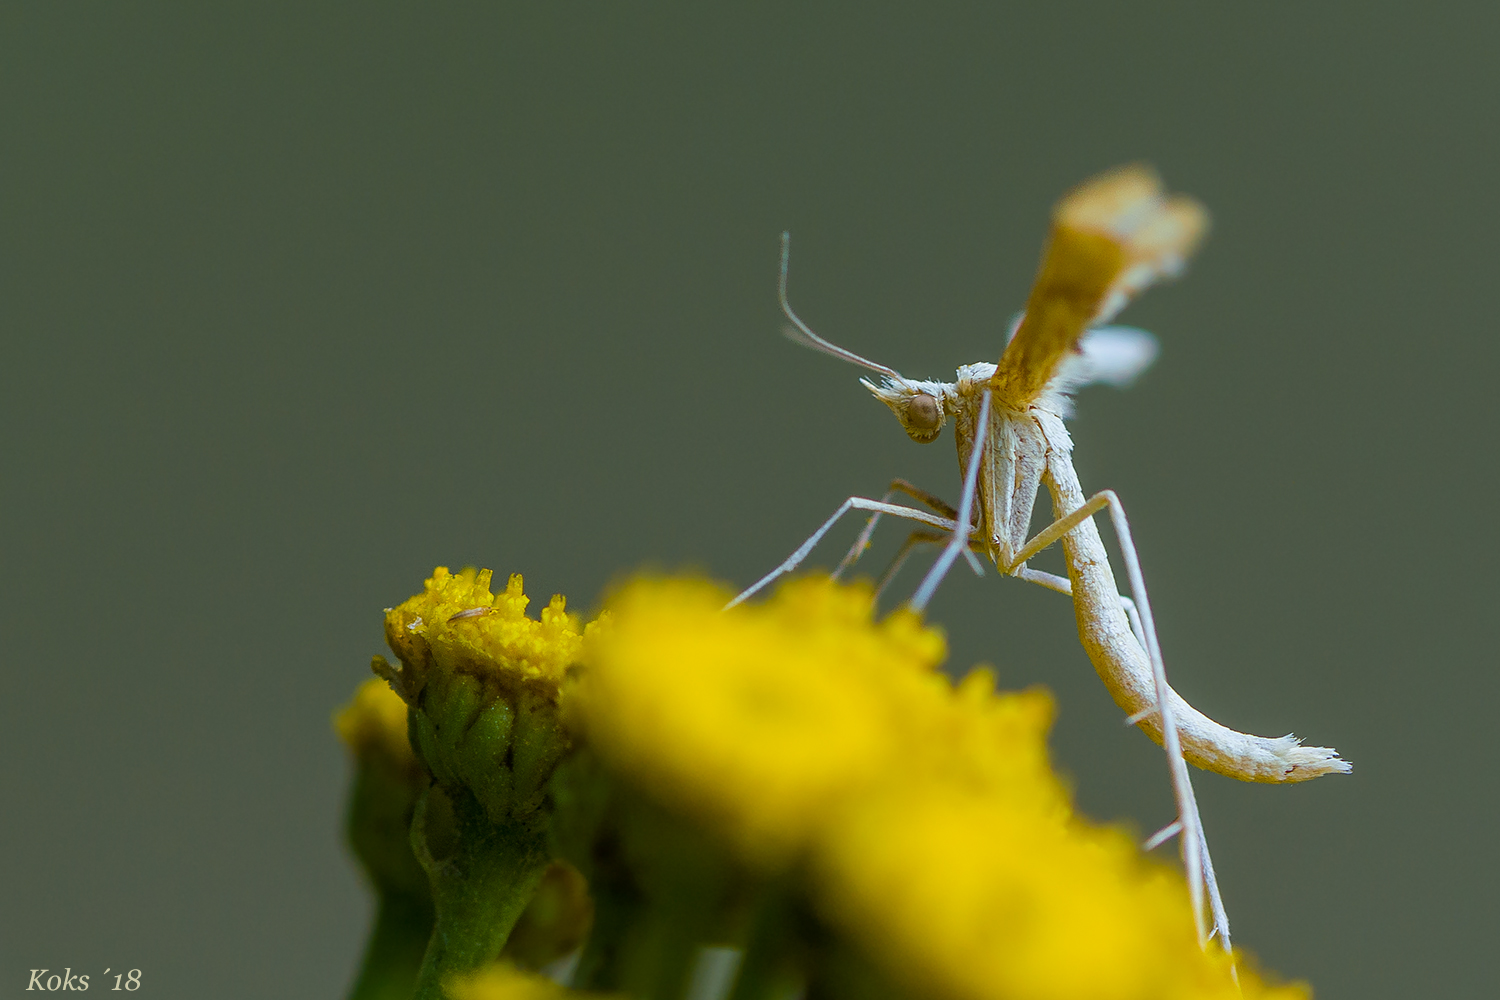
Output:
left=334, top=677, right=415, bottom=768
left=570, top=575, right=954, bottom=869
left=895, top=667, right=1070, bottom=820
left=379, top=567, right=585, bottom=700
left=374, top=568, right=600, bottom=999
left=446, top=962, right=613, bottom=1000
left=569, top=572, right=1308, bottom=1000
left=571, top=575, right=1072, bottom=870
left=374, top=567, right=593, bottom=828
left=814, top=783, right=1308, bottom=1000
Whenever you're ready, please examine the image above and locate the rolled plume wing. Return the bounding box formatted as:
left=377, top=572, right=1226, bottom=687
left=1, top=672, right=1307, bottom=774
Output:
left=991, top=165, right=1208, bottom=409
left=1092, top=190, right=1209, bottom=326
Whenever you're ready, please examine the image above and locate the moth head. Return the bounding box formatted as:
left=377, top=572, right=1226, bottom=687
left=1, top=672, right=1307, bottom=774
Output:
left=862, top=377, right=948, bottom=443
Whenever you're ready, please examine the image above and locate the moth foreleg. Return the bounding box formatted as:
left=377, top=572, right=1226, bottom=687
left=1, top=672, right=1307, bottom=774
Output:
left=833, top=478, right=980, bottom=580
left=727, top=497, right=963, bottom=609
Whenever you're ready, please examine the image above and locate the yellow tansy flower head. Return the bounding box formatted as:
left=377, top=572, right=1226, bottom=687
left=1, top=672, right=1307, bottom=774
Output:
left=379, top=567, right=584, bottom=700
left=374, top=567, right=593, bottom=828
left=570, top=574, right=956, bottom=869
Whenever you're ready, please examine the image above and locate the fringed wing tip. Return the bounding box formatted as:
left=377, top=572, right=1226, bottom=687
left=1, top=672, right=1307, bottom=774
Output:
left=1276, top=738, right=1352, bottom=782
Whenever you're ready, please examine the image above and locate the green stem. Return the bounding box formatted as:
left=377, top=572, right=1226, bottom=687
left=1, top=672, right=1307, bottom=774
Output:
left=410, top=787, right=552, bottom=1000
left=346, top=891, right=436, bottom=1000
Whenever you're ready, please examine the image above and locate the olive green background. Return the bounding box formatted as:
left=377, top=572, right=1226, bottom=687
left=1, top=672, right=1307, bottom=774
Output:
left=2, top=6, right=1493, bottom=998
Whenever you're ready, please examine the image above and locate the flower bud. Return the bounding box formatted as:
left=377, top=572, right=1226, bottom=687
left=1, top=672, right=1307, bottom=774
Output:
left=375, top=567, right=586, bottom=831
left=372, top=567, right=596, bottom=1000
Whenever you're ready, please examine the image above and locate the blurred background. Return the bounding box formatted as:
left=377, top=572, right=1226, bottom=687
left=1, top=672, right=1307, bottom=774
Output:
left=2, top=5, right=1494, bottom=998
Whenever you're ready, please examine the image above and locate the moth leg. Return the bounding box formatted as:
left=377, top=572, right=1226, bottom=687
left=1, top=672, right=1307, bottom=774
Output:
left=727, top=497, right=964, bottom=609
left=1014, top=567, right=1150, bottom=655
left=834, top=478, right=981, bottom=580
left=910, top=390, right=993, bottom=611
left=1005, top=489, right=1230, bottom=953
left=872, top=529, right=987, bottom=600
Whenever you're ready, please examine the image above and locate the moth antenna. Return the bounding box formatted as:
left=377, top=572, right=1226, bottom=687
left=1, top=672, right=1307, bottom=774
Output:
left=778, top=232, right=907, bottom=382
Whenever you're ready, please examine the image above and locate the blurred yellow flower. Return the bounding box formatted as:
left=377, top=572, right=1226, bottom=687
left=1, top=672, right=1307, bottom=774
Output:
left=335, top=677, right=415, bottom=767
left=570, top=575, right=954, bottom=869
left=446, top=962, right=612, bottom=1000
left=813, top=784, right=1305, bottom=1000
left=896, top=667, right=1070, bottom=819
left=569, top=573, right=1309, bottom=1000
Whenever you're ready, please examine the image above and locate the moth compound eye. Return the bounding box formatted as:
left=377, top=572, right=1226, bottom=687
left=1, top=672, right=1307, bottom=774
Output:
left=907, top=393, right=941, bottom=433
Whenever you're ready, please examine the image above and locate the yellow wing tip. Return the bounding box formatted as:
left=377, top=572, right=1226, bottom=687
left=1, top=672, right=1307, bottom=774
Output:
left=1055, top=163, right=1161, bottom=231
left=1055, top=164, right=1209, bottom=261
left=1135, top=194, right=1210, bottom=263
